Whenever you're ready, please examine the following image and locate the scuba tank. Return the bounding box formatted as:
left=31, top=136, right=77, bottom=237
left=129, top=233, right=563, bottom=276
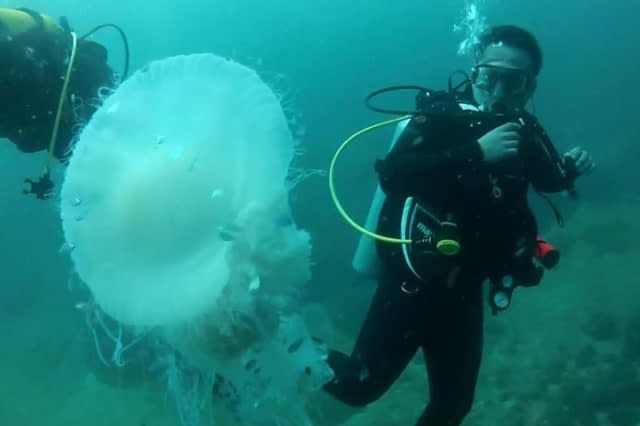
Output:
left=0, top=8, right=62, bottom=36
left=352, top=118, right=409, bottom=279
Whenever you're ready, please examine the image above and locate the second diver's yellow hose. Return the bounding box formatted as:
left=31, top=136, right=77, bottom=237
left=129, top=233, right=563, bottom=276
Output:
left=44, top=31, right=78, bottom=171
left=328, top=114, right=413, bottom=244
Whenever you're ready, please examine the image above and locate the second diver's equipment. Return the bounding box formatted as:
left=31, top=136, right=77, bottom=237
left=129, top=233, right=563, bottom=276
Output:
left=334, top=83, right=475, bottom=279
left=338, top=74, right=577, bottom=280
left=347, top=84, right=485, bottom=278
left=488, top=236, right=560, bottom=314
left=396, top=197, right=462, bottom=282
left=534, top=236, right=560, bottom=269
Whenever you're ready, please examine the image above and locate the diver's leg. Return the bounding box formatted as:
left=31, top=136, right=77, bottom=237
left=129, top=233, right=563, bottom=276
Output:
left=323, top=272, right=422, bottom=407
left=417, top=280, right=484, bottom=426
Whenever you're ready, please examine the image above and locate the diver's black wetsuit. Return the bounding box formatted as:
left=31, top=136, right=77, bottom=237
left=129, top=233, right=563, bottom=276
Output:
left=0, top=20, right=114, bottom=159
left=324, top=90, right=576, bottom=425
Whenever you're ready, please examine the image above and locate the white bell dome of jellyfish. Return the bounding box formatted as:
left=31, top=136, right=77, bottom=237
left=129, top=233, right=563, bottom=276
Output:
left=59, top=53, right=296, bottom=328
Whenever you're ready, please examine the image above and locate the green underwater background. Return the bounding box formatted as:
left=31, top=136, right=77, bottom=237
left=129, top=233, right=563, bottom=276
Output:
left=1, top=0, right=639, bottom=425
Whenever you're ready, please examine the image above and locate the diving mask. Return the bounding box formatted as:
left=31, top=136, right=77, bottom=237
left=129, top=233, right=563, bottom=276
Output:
left=471, top=64, right=532, bottom=97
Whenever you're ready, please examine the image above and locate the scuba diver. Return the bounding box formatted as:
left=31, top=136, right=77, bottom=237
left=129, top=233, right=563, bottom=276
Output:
left=0, top=7, right=128, bottom=199
left=323, top=25, right=594, bottom=425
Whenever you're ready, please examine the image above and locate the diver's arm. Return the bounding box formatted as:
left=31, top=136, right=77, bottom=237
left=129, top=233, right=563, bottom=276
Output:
left=374, top=120, right=490, bottom=196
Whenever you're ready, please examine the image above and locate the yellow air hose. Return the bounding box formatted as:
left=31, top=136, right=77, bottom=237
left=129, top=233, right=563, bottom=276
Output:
left=44, top=31, right=78, bottom=171
left=328, top=114, right=461, bottom=256
left=328, top=115, right=412, bottom=244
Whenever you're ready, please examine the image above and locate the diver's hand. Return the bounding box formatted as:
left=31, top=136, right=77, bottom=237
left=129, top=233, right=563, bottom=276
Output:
left=563, top=146, right=595, bottom=176
left=477, top=122, right=522, bottom=164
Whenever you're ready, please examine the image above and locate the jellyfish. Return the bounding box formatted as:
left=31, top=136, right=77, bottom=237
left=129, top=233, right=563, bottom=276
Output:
left=59, top=53, right=333, bottom=425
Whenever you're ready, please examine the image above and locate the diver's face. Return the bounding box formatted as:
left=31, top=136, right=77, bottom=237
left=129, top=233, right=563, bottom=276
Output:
left=471, top=43, right=536, bottom=113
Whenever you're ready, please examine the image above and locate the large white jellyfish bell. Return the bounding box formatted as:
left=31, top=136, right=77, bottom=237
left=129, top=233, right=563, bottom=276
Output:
left=59, top=54, right=296, bottom=327
left=61, top=54, right=333, bottom=425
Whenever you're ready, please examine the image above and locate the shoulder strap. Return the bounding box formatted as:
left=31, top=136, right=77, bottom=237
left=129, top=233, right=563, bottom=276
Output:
left=15, top=8, right=45, bottom=28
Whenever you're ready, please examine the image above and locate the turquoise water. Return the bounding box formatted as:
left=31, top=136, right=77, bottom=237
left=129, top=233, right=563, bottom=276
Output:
left=1, top=0, right=639, bottom=425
